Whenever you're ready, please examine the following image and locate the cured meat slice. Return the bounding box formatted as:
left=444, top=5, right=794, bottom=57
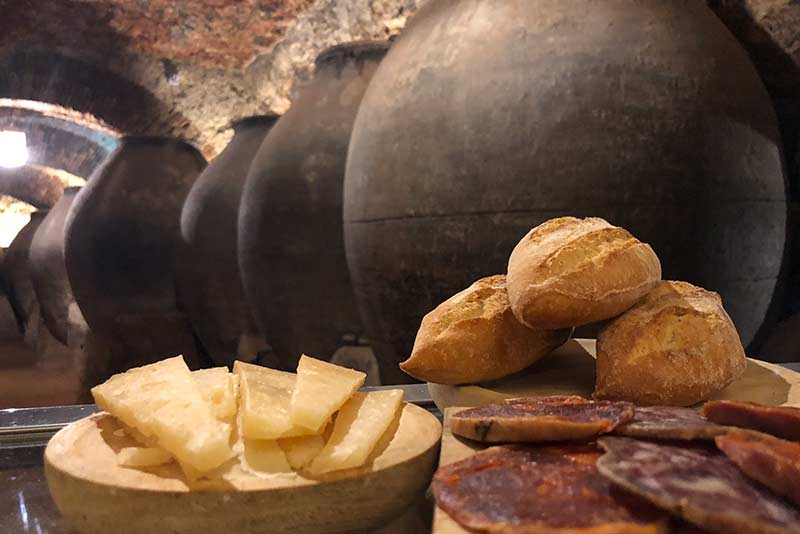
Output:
left=450, top=398, right=634, bottom=443
left=433, top=445, right=668, bottom=534
left=716, top=430, right=800, bottom=507
left=504, top=395, right=590, bottom=405
left=614, top=406, right=729, bottom=440
left=597, top=437, right=800, bottom=534
left=703, top=401, right=800, bottom=441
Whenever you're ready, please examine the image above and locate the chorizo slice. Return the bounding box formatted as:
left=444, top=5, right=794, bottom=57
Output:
left=716, top=430, right=800, bottom=507
left=703, top=401, right=800, bottom=441
left=451, top=398, right=634, bottom=443
left=434, top=444, right=668, bottom=534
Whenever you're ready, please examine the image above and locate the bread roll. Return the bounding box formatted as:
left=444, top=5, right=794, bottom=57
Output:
left=507, top=217, right=661, bottom=329
left=595, top=281, right=747, bottom=406
left=399, top=275, right=571, bottom=385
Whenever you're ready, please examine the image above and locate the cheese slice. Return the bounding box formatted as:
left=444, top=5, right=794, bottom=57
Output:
left=193, top=367, right=239, bottom=422
left=117, top=422, right=158, bottom=447
left=278, top=434, right=326, bottom=470
left=307, top=390, right=404, bottom=475
left=233, top=361, right=316, bottom=439
left=117, top=446, right=173, bottom=468
left=241, top=438, right=293, bottom=474
left=91, top=356, right=234, bottom=474
left=290, top=355, right=366, bottom=432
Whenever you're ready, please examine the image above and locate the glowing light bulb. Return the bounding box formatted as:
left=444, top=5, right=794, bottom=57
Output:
left=0, top=131, right=28, bottom=169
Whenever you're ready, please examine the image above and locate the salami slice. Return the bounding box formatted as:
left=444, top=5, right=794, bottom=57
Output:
left=614, top=406, right=729, bottom=440
left=451, top=398, right=634, bottom=443
left=433, top=444, right=669, bottom=534
left=703, top=401, right=800, bottom=441
left=716, top=430, right=800, bottom=507
left=597, top=437, right=800, bottom=534
left=504, top=395, right=591, bottom=405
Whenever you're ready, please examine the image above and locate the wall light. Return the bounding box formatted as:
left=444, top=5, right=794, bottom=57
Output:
left=0, top=131, right=28, bottom=169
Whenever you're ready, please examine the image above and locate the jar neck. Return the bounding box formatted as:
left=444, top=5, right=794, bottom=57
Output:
left=314, top=41, right=391, bottom=71
left=231, top=115, right=280, bottom=134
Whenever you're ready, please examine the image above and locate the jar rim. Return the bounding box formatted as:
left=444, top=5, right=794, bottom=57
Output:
left=230, top=115, right=281, bottom=131
left=315, top=40, right=391, bottom=68
left=116, top=136, right=205, bottom=162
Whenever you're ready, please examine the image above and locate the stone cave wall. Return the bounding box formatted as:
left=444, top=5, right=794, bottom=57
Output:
left=0, top=0, right=422, bottom=156
left=0, top=0, right=798, bottom=317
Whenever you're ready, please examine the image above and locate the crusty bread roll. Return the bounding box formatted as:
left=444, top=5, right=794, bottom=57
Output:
left=507, top=217, right=661, bottom=329
left=595, top=281, right=747, bottom=406
left=400, top=275, right=571, bottom=385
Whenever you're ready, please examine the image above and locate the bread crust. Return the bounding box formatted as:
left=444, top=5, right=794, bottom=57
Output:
left=400, top=275, right=570, bottom=385
left=595, top=281, right=747, bottom=406
left=507, top=217, right=661, bottom=329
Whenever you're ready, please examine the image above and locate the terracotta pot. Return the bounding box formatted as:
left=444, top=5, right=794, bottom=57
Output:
left=64, top=137, right=207, bottom=373
left=6, top=210, right=48, bottom=334
left=344, top=0, right=788, bottom=382
left=177, top=116, right=278, bottom=366
left=29, top=187, right=84, bottom=344
left=239, top=41, right=389, bottom=370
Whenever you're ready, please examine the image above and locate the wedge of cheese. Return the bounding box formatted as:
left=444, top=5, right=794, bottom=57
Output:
left=307, top=390, right=403, bottom=475
left=91, top=356, right=234, bottom=474
left=278, top=434, right=326, bottom=470
left=193, top=367, right=239, bottom=422
left=117, top=446, right=173, bottom=468
left=241, top=438, right=293, bottom=474
left=117, top=423, right=158, bottom=447
left=234, top=361, right=316, bottom=439
left=290, top=355, right=366, bottom=432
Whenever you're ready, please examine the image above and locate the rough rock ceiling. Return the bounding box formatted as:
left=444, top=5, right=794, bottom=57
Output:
left=247, top=0, right=419, bottom=111
left=0, top=0, right=797, bottom=158
left=0, top=0, right=796, bottom=293
left=0, top=0, right=419, bottom=156
left=1, top=0, right=317, bottom=69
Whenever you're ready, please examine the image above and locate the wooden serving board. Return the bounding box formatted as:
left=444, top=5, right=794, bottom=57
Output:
left=45, top=403, right=441, bottom=534
left=429, top=339, right=800, bottom=411
left=432, top=407, right=490, bottom=534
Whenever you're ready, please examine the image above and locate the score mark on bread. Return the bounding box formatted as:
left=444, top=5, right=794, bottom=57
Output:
left=507, top=216, right=661, bottom=330
left=400, top=274, right=570, bottom=385
left=595, top=281, right=747, bottom=406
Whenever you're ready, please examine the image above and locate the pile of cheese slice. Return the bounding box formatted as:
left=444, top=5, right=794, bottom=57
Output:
left=91, top=355, right=404, bottom=480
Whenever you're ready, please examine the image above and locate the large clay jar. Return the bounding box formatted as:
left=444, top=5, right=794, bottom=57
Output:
left=344, top=0, right=788, bottom=381
left=64, top=137, right=207, bottom=373
left=29, top=187, right=84, bottom=344
left=239, top=42, right=389, bottom=371
left=177, top=116, right=278, bottom=366
left=6, top=210, right=48, bottom=334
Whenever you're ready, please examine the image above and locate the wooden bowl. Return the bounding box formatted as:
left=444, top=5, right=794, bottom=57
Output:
left=45, top=403, right=441, bottom=534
